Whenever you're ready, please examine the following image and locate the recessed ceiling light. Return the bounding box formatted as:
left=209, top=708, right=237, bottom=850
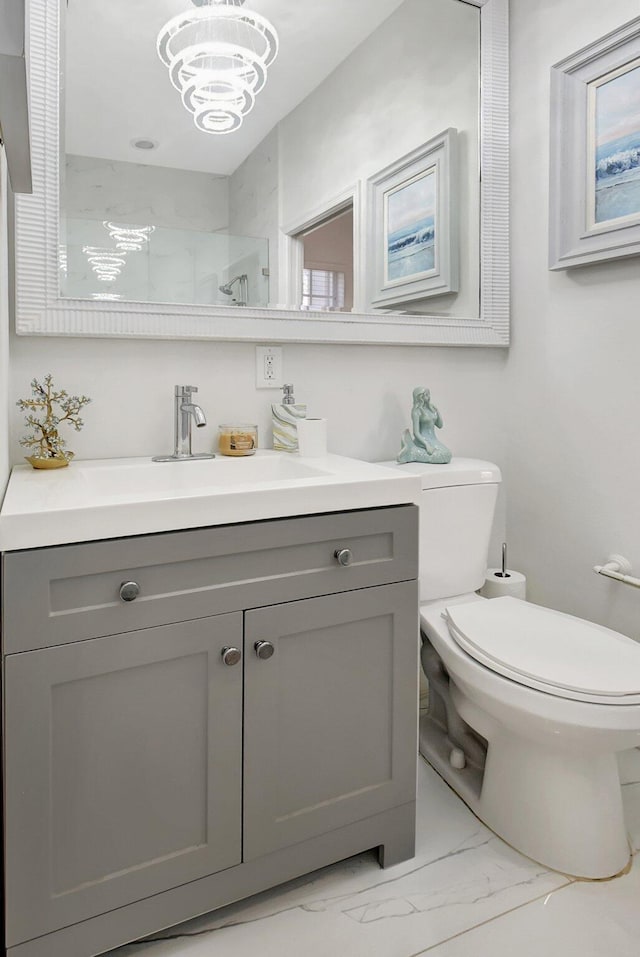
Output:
left=131, top=139, right=158, bottom=150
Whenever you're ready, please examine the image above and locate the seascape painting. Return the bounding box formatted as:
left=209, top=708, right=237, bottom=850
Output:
left=367, top=129, right=456, bottom=304
left=593, top=59, right=640, bottom=226
left=385, top=168, right=436, bottom=283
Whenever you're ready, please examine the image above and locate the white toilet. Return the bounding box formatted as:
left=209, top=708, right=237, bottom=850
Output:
left=389, top=457, right=640, bottom=879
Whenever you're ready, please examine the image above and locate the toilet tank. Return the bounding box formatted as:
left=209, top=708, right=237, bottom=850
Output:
left=382, top=458, right=501, bottom=601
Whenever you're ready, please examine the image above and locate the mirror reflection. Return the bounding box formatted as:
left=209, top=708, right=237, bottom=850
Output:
left=60, top=0, right=479, bottom=317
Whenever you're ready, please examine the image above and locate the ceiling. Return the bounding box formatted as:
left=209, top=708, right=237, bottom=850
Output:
left=64, top=0, right=407, bottom=176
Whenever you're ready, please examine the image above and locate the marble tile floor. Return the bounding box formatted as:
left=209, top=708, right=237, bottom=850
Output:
left=107, top=749, right=640, bottom=957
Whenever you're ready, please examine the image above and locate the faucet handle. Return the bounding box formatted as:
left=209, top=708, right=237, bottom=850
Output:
left=175, top=384, right=198, bottom=397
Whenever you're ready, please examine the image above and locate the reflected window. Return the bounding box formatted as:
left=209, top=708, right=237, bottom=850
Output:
left=297, top=206, right=353, bottom=312
left=301, top=268, right=345, bottom=311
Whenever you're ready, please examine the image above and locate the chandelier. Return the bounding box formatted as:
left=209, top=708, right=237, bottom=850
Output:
left=103, top=222, right=155, bottom=252
left=83, top=247, right=127, bottom=282
left=157, top=0, right=279, bottom=135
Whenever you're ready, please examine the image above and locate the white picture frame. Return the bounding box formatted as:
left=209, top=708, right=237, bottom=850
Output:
left=367, top=129, right=457, bottom=309
left=549, top=17, right=640, bottom=270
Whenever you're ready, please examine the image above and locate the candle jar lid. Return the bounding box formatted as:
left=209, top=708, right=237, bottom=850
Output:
left=218, top=424, right=258, bottom=456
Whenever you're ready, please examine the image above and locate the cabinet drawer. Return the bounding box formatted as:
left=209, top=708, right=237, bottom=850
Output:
left=2, top=506, right=418, bottom=653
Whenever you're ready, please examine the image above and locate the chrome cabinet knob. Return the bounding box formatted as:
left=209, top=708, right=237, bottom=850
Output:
left=254, top=640, right=275, bottom=660
left=119, top=580, right=140, bottom=602
left=334, top=547, right=353, bottom=566
left=221, top=646, right=242, bottom=666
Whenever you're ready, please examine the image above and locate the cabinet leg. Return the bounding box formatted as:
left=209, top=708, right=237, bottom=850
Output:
left=376, top=803, right=416, bottom=868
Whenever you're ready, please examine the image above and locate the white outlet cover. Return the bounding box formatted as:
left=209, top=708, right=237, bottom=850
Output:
left=255, top=345, right=283, bottom=389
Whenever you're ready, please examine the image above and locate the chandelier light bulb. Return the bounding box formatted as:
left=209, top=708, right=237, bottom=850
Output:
left=156, top=0, right=279, bottom=135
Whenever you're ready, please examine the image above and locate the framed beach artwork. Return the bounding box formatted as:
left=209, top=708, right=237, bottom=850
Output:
left=549, top=17, right=640, bottom=269
left=366, top=129, right=458, bottom=308
left=589, top=57, right=640, bottom=229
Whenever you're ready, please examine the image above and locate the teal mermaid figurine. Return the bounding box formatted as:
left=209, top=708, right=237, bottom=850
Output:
left=397, top=387, right=452, bottom=465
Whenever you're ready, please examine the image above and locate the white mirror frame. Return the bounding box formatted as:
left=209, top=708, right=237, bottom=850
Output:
left=14, top=0, right=509, bottom=347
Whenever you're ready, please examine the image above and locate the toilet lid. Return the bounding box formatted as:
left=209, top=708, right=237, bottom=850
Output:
left=443, top=596, right=640, bottom=704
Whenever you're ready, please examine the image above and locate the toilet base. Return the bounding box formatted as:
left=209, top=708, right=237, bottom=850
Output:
left=477, top=725, right=630, bottom=879
left=419, top=677, right=632, bottom=879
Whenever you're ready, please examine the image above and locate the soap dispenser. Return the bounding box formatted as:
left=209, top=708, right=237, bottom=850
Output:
left=272, top=383, right=307, bottom=452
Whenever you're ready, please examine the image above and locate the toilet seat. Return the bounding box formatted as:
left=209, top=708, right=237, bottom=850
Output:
left=443, top=596, right=640, bottom=704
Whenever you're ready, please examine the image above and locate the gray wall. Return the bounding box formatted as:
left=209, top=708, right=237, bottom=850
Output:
left=506, top=0, right=640, bottom=639
left=279, top=0, right=480, bottom=318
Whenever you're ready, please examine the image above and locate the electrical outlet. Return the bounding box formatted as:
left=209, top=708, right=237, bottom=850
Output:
left=255, top=346, right=283, bottom=389
left=264, top=354, right=276, bottom=379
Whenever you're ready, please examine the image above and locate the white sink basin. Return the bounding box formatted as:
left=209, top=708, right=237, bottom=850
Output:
left=76, top=455, right=331, bottom=498
left=0, top=451, right=421, bottom=550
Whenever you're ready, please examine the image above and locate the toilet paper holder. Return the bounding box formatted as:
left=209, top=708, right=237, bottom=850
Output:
left=495, top=542, right=510, bottom=578
left=480, top=543, right=527, bottom=600
left=593, top=554, right=640, bottom=590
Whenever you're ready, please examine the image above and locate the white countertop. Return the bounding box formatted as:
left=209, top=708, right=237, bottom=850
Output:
left=0, top=451, right=422, bottom=551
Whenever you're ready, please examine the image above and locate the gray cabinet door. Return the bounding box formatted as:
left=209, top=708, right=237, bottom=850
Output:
left=243, top=581, right=418, bottom=861
left=4, top=614, right=243, bottom=948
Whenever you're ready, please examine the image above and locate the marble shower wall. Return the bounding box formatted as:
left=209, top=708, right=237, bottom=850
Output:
left=62, top=154, right=229, bottom=232
left=228, top=129, right=280, bottom=308
left=64, top=154, right=230, bottom=232
left=61, top=155, right=266, bottom=306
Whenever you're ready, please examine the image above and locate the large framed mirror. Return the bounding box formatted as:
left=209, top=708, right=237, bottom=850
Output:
left=14, top=0, right=508, bottom=346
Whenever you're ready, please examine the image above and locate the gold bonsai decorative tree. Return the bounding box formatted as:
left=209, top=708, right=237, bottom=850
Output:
left=17, top=374, right=91, bottom=467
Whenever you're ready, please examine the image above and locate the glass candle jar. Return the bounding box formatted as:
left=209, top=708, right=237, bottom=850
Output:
left=218, top=424, right=258, bottom=456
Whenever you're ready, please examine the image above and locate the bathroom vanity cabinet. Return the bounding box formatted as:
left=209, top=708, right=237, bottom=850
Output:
left=1, top=505, right=419, bottom=957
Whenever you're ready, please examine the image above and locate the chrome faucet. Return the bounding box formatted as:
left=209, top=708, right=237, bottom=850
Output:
left=152, top=385, right=215, bottom=462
